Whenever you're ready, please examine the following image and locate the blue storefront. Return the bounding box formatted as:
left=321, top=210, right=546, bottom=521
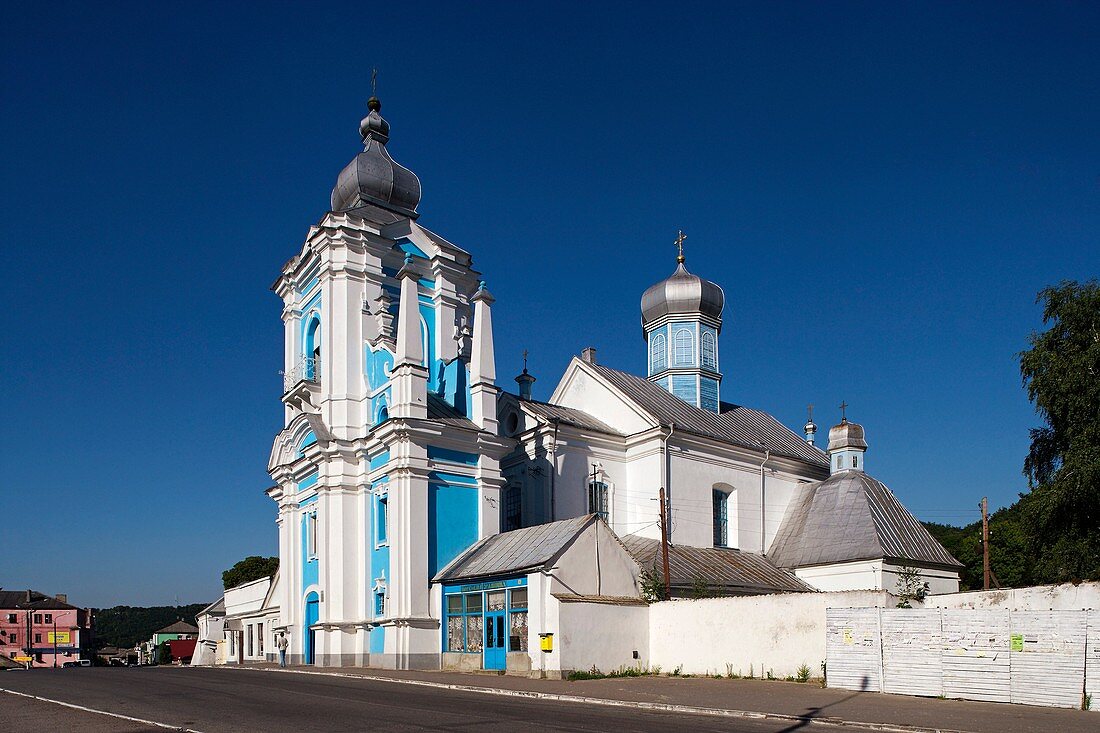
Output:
left=441, top=577, right=528, bottom=671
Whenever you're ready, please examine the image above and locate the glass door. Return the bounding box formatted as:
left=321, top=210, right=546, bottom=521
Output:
left=483, top=591, right=507, bottom=670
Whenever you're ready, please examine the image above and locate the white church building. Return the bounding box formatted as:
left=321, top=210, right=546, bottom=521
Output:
left=255, top=95, right=961, bottom=671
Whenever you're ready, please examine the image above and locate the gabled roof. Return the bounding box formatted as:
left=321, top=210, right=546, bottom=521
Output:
left=0, top=589, right=78, bottom=610
left=155, top=620, right=200, bottom=635
left=620, top=536, right=815, bottom=595
left=587, top=363, right=828, bottom=467
left=512, top=396, right=624, bottom=436
left=196, top=597, right=225, bottom=618
left=767, top=470, right=963, bottom=570
left=434, top=515, right=595, bottom=582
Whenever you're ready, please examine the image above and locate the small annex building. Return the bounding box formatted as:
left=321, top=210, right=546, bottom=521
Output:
left=433, top=514, right=644, bottom=676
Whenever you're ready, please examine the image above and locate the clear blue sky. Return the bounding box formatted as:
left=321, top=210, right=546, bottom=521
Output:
left=2, top=2, right=1096, bottom=607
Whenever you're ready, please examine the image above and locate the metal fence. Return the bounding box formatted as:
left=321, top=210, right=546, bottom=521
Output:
left=826, top=607, right=1098, bottom=710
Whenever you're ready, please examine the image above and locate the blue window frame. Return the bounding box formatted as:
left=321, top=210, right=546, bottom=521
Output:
left=376, top=494, right=388, bottom=545
left=374, top=588, right=386, bottom=617
left=701, top=330, right=717, bottom=370
left=674, top=328, right=694, bottom=365
left=650, top=332, right=667, bottom=373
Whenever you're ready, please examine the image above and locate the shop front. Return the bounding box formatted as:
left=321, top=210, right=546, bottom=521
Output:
left=442, top=578, right=528, bottom=671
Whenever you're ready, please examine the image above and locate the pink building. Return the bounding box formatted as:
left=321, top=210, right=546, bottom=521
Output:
left=0, top=589, right=92, bottom=667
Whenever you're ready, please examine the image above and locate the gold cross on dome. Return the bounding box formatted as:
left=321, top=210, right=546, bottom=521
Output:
left=674, top=230, right=687, bottom=263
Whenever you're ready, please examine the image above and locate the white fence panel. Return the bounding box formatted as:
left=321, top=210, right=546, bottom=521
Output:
left=1009, top=610, right=1087, bottom=709
left=826, top=608, right=882, bottom=692
left=941, top=609, right=1010, bottom=703
left=881, top=609, right=942, bottom=697
left=1084, top=610, right=1099, bottom=713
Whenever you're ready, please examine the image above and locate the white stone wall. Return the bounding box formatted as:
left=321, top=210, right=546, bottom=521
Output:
left=648, top=590, right=895, bottom=678
left=558, top=601, right=649, bottom=675
left=925, top=582, right=1100, bottom=611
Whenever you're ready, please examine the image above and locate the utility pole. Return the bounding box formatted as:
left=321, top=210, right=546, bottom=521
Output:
left=52, top=619, right=57, bottom=667
left=981, top=497, right=990, bottom=591
left=658, top=487, right=671, bottom=601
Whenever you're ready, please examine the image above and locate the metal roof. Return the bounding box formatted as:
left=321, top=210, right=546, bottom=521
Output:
left=427, top=392, right=479, bottom=430
left=641, top=262, right=725, bottom=326
left=518, top=398, right=624, bottom=436
left=587, top=363, right=828, bottom=467
left=433, top=515, right=595, bottom=582
left=767, top=470, right=963, bottom=570
left=330, top=99, right=421, bottom=219
left=620, top=535, right=815, bottom=595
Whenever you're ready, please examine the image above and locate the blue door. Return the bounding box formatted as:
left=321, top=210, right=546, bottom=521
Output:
left=483, top=611, right=506, bottom=670
left=304, top=593, right=319, bottom=665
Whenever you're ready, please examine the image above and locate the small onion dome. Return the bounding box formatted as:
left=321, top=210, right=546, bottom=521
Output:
left=330, top=97, right=422, bottom=218
left=640, top=262, right=725, bottom=327
left=827, top=418, right=868, bottom=452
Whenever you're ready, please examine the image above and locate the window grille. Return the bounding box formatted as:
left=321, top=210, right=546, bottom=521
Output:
left=588, top=481, right=609, bottom=521
left=713, top=489, right=728, bottom=547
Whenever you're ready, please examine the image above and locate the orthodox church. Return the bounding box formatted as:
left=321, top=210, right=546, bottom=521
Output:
left=260, top=97, right=961, bottom=670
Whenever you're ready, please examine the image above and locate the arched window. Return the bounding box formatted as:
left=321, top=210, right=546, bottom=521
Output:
left=375, top=398, right=389, bottom=425
left=587, top=480, right=608, bottom=521
left=650, top=332, right=667, bottom=373
left=674, top=328, right=694, bottom=365
left=305, top=316, right=321, bottom=381
left=701, top=331, right=717, bottom=370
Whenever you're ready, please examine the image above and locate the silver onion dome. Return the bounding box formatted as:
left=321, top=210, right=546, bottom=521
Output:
left=640, top=261, right=725, bottom=327
left=330, top=97, right=422, bottom=218
left=827, top=418, right=868, bottom=452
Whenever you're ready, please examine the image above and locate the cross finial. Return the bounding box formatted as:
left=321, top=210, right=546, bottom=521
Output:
left=371, top=68, right=378, bottom=97
left=807, top=404, right=814, bottom=422
left=674, top=230, right=687, bottom=264
left=839, top=401, right=848, bottom=422
left=522, top=349, right=529, bottom=372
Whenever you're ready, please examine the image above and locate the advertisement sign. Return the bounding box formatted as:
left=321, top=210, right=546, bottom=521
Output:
left=47, top=631, right=71, bottom=644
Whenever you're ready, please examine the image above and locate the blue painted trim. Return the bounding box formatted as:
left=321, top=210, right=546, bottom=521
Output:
left=427, top=446, right=479, bottom=466
left=428, top=470, right=478, bottom=486
left=428, top=483, right=479, bottom=578
left=396, top=240, right=429, bottom=259
left=298, top=493, right=319, bottom=507
left=369, top=450, right=391, bottom=471
left=298, top=472, right=318, bottom=491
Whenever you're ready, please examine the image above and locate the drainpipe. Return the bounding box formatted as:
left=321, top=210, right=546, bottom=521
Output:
left=662, top=423, right=676, bottom=538
left=759, top=447, right=771, bottom=555
left=549, top=417, right=560, bottom=522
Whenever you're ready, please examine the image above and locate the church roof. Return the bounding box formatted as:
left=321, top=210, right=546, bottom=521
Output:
left=641, top=262, right=724, bottom=326
left=767, top=470, right=963, bottom=570
left=434, top=515, right=596, bottom=582
left=330, top=98, right=422, bottom=220
left=620, top=536, right=815, bottom=595
left=518, top=398, right=624, bottom=436
left=587, top=363, right=828, bottom=467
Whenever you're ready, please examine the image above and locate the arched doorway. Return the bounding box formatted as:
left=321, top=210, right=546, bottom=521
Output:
left=304, top=591, right=319, bottom=665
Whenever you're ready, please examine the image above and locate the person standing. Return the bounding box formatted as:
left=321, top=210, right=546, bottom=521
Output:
left=276, top=632, right=289, bottom=668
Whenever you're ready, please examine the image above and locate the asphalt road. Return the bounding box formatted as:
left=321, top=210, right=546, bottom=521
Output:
left=0, top=667, right=877, bottom=733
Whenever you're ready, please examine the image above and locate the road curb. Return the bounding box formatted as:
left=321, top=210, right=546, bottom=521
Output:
left=203, top=665, right=971, bottom=733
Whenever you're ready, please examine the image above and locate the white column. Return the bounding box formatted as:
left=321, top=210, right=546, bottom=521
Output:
left=391, top=257, right=428, bottom=419
left=470, top=283, right=499, bottom=432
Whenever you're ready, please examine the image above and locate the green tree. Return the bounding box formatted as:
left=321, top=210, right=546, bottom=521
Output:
left=222, top=556, right=279, bottom=590
left=1019, top=280, right=1100, bottom=582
